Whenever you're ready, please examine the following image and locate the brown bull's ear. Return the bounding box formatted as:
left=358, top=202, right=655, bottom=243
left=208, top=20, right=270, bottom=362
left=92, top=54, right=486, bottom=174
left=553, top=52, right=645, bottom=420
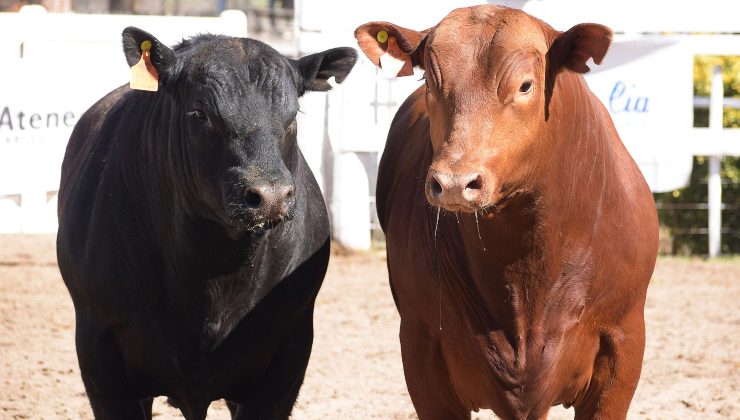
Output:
left=354, top=22, right=429, bottom=77
left=549, top=23, right=612, bottom=73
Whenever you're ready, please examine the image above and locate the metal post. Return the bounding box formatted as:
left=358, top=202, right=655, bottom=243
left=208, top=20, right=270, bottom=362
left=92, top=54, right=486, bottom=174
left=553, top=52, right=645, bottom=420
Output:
left=708, top=65, right=723, bottom=257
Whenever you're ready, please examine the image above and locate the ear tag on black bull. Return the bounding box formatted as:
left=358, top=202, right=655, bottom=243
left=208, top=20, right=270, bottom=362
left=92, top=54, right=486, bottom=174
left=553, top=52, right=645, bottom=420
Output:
left=376, top=30, right=413, bottom=78
left=130, top=40, right=159, bottom=92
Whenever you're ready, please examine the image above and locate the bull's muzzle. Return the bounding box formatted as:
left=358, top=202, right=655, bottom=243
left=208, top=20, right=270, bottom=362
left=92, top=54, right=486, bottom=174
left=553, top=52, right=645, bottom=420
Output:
left=223, top=174, right=296, bottom=231
left=242, top=183, right=295, bottom=224
left=426, top=169, right=484, bottom=212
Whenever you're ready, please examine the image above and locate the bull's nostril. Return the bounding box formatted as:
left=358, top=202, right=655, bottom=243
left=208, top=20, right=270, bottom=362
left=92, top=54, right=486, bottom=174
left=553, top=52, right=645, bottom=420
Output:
left=245, top=189, right=262, bottom=208
left=430, top=178, right=443, bottom=197
left=465, top=175, right=483, bottom=191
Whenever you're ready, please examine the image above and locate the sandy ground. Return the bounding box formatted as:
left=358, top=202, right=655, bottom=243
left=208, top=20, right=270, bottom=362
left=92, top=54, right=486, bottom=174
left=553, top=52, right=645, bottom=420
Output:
left=0, top=234, right=738, bottom=419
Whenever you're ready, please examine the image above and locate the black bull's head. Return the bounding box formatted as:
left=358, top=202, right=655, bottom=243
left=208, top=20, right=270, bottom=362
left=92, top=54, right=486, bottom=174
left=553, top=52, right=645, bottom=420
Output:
left=122, top=27, right=357, bottom=233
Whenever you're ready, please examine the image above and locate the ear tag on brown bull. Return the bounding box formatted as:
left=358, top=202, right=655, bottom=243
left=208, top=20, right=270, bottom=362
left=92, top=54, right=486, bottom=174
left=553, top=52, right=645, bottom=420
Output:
left=378, top=33, right=413, bottom=78
left=130, top=40, right=159, bottom=92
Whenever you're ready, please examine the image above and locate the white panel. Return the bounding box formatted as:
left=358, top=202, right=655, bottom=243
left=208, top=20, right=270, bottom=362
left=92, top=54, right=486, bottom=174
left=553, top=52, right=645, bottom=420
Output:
left=0, top=7, right=249, bottom=233
left=0, top=196, right=22, bottom=234
left=584, top=37, right=695, bottom=192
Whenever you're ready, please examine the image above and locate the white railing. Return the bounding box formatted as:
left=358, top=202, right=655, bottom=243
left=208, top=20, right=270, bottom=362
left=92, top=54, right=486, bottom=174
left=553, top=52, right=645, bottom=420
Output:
left=2, top=1, right=739, bottom=256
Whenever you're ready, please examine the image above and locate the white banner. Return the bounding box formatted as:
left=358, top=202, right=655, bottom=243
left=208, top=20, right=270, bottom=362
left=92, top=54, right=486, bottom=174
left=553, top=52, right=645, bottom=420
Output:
left=584, top=38, right=695, bottom=193
left=0, top=62, right=122, bottom=194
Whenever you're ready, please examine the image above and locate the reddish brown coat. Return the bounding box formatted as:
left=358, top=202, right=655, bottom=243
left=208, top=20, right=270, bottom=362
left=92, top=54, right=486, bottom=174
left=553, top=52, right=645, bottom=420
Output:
left=356, top=6, right=658, bottom=420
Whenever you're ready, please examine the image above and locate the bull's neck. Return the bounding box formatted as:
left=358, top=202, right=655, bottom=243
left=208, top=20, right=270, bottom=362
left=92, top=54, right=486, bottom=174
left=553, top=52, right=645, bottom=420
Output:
left=538, top=71, right=612, bottom=234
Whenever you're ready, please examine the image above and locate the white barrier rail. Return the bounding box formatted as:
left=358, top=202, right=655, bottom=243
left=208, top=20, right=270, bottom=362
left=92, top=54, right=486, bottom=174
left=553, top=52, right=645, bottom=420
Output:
left=2, top=1, right=739, bottom=254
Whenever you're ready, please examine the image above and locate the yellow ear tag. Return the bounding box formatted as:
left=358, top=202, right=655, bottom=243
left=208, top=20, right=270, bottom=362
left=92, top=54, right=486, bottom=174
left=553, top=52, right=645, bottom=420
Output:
left=130, top=40, right=159, bottom=92
left=376, top=30, right=388, bottom=44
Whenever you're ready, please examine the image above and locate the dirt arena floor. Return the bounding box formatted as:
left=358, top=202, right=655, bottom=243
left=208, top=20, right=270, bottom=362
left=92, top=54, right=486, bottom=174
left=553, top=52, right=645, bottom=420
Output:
left=1, top=234, right=738, bottom=419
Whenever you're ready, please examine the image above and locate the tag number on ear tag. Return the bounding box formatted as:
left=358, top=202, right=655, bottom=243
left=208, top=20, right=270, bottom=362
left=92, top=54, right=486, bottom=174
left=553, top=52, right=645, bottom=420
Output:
left=130, top=47, right=159, bottom=92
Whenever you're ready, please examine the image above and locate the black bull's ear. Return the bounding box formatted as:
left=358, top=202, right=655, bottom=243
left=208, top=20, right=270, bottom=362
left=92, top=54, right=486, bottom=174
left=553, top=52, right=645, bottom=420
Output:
left=122, top=26, right=176, bottom=86
left=296, top=47, right=358, bottom=93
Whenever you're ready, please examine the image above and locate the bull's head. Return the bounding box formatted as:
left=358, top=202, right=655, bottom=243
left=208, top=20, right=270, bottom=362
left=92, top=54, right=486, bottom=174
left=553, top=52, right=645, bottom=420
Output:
left=355, top=6, right=611, bottom=214
left=122, top=27, right=356, bottom=234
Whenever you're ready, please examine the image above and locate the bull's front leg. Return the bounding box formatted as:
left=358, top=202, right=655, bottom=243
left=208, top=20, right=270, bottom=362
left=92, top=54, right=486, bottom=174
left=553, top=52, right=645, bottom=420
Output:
left=75, top=319, right=151, bottom=420
left=574, top=307, right=646, bottom=420
left=227, top=309, right=315, bottom=420
left=400, top=320, right=470, bottom=420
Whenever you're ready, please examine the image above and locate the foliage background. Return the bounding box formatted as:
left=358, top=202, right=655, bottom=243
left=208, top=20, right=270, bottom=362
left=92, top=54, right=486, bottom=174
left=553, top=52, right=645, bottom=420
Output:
left=653, top=56, right=740, bottom=255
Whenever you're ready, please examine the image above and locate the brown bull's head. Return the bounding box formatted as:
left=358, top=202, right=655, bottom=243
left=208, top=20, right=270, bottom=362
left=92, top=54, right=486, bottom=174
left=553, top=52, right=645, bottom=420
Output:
left=355, top=6, right=611, bottom=213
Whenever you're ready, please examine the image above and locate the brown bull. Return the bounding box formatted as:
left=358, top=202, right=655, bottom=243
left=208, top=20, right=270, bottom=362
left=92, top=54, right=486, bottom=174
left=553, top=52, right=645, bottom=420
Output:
left=355, top=5, right=658, bottom=420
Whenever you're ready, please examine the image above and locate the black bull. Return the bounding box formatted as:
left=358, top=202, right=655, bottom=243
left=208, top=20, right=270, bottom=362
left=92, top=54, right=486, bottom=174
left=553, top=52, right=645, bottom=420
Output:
left=56, top=27, right=357, bottom=419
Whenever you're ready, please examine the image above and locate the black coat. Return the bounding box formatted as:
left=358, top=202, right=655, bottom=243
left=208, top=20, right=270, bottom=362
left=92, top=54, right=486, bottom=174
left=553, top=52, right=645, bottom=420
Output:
left=56, top=27, right=356, bottom=420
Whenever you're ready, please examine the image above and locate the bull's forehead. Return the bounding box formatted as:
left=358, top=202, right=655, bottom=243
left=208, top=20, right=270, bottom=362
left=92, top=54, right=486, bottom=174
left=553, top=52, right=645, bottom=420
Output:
left=187, top=39, right=294, bottom=88
left=183, top=38, right=299, bottom=123
left=427, top=6, right=548, bottom=84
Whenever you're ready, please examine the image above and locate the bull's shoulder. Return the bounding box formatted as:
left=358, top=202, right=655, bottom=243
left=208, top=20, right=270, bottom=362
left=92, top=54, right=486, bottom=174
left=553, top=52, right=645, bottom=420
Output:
left=57, top=85, right=159, bottom=307
left=58, top=85, right=130, bottom=227
left=376, top=86, right=430, bottom=231
left=386, top=86, right=429, bottom=153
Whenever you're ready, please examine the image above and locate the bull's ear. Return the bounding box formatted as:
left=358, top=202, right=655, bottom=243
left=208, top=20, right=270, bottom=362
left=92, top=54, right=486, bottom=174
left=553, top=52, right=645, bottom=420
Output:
left=549, top=23, right=612, bottom=73
left=297, top=47, right=358, bottom=93
left=354, top=22, right=429, bottom=77
left=122, top=27, right=176, bottom=85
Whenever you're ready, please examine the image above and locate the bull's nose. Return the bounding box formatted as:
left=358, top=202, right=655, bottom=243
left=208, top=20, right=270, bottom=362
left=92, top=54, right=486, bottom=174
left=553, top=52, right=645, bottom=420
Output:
left=428, top=170, right=483, bottom=209
left=244, top=184, right=295, bottom=218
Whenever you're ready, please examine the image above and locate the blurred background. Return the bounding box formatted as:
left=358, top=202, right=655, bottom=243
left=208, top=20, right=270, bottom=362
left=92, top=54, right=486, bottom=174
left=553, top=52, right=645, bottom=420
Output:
left=0, top=0, right=738, bottom=256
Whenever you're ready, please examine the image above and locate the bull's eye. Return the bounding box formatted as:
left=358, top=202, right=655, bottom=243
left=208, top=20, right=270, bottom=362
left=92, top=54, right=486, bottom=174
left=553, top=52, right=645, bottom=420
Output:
left=187, top=110, right=208, bottom=121
left=519, top=81, right=533, bottom=94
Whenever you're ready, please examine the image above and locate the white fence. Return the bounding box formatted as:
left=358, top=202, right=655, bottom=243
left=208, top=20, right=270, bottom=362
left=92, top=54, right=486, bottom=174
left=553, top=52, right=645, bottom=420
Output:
left=1, top=1, right=739, bottom=255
